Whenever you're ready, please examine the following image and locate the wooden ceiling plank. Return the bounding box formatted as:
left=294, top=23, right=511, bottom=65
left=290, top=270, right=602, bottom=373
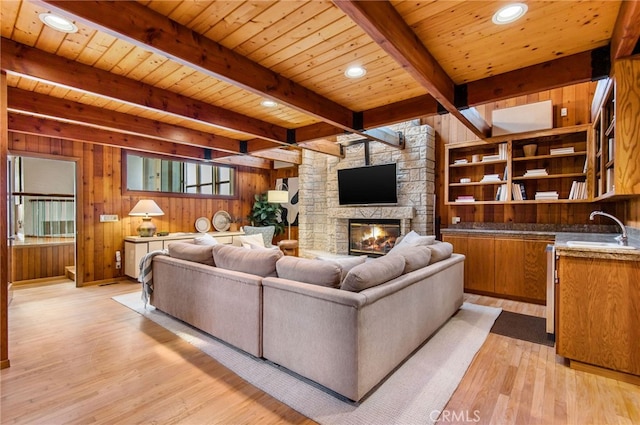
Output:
left=8, top=113, right=225, bottom=161
left=7, top=87, right=242, bottom=154
left=1, top=38, right=288, bottom=143
left=610, top=0, right=640, bottom=61
left=334, top=0, right=489, bottom=138
left=40, top=0, right=359, bottom=132
left=465, top=50, right=599, bottom=106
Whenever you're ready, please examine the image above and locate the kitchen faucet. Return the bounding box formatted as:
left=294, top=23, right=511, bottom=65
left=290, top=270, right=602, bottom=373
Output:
left=589, top=211, right=628, bottom=245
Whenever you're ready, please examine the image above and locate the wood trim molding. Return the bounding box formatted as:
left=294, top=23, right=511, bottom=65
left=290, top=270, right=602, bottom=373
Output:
left=0, top=71, right=10, bottom=369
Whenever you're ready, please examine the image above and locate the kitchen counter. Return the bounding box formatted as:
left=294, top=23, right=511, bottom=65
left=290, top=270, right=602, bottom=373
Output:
left=554, top=232, right=640, bottom=261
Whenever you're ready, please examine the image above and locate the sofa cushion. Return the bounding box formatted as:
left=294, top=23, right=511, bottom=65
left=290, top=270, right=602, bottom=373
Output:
left=276, top=256, right=342, bottom=288
left=212, top=244, right=283, bottom=277
left=340, top=254, right=406, bottom=292
left=428, top=241, right=454, bottom=264
left=316, top=255, right=367, bottom=281
left=388, top=230, right=436, bottom=254
left=193, top=233, right=219, bottom=246
left=167, top=242, right=215, bottom=266
left=238, top=233, right=265, bottom=249
left=388, top=244, right=432, bottom=273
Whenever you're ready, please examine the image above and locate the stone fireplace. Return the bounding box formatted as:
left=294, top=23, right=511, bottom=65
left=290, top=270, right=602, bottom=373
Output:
left=349, top=219, right=401, bottom=257
left=298, top=120, right=436, bottom=257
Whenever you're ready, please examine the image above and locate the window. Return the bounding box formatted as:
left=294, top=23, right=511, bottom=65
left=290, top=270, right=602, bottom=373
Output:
left=124, top=152, right=236, bottom=197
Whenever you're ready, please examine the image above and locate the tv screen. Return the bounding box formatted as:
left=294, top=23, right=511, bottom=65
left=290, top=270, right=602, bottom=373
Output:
left=337, top=163, right=398, bottom=205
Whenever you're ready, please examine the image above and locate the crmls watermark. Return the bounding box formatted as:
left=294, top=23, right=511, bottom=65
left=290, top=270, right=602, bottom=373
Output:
left=430, top=409, right=481, bottom=423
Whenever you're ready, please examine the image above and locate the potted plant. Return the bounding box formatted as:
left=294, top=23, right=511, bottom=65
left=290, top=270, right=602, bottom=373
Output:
left=229, top=217, right=242, bottom=232
left=249, top=193, right=285, bottom=235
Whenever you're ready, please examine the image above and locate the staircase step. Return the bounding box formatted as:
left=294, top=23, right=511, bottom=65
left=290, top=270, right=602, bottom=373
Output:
left=65, top=266, right=76, bottom=281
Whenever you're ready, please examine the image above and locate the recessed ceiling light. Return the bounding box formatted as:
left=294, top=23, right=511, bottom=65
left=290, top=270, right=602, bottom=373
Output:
left=492, top=3, right=528, bottom=25
left=344, top=65, right=367, bottom=79
left=261, top=99, right=278, bottom=108
left=39, top=12, right=78, bottom=33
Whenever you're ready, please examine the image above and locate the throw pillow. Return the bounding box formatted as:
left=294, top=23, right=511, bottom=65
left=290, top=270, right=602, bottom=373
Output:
left=388, top=230, right=436, bottom=255
left=212, top=244, right=283, bottom=277
left=238, top=233, right=265, bottom=249
left=167, top=242, right=215, bottom=266
left=428, top=241, right=454, bottom=264
left=341, top=254, right=405, bottom=292
left=387, top=244, right=432, bottom=273
left=276, top=256, right=342, bottom=288
left=193, top=233, right=219, bottom=246
left=316, top=255, right=367, bottom=281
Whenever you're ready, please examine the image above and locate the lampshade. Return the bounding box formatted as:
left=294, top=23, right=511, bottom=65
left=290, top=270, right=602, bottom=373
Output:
left=129, top=200, right=164, bottom=237
left=128, top=200, right=164, bottom=217
left=267, top=190, right=289, bottom=204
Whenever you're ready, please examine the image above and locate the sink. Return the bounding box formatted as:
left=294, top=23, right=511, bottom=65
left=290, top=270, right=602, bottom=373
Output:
left=566, top=241, right=637, bottom=250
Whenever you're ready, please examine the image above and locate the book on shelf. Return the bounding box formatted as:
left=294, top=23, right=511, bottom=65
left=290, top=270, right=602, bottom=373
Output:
left=582, top=157, right=588, bottom=173
left=550, top=147, right=575, bottom=155
left=511, top=183, right=527, bottom=201
left=455, top=195, right=476, bottom=203
left=481, top=173, right=501, bottom=182
left=524, top=168, right=548, bottom=176
left=482, top=154, right=501, bottom=162
left=568, top=181, right=587, bottom=200
left=495, top=183, right=509, bottom=201
left=498, top=143, right=508, bottom=160
left=453, top=159, right=468, bottom=164
left=535, top=191, right=559, bottom=200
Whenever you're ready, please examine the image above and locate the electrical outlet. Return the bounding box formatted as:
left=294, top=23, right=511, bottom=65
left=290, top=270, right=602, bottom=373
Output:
left=560, top=107, right=568, bottom=117
left=100, top=214, right=119, bottom=222
left=452, top=216, right=461, bottom=224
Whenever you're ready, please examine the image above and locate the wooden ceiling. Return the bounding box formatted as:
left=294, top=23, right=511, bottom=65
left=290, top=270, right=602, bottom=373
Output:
left=2, top=0, right=639, bottom=169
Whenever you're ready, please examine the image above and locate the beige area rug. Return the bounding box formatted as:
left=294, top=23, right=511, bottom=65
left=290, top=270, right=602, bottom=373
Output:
left=113, top=292, right=501, bottom=425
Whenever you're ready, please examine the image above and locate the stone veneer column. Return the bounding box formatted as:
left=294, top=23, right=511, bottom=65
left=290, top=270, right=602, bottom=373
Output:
left=299, top=120, right=435, bottom=255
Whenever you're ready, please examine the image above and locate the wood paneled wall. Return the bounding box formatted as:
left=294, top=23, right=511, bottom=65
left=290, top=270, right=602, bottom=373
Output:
left=8, top=132, right=273, bottom=286
left=11, top=243, right=74, bottom=282
left=423, top=82, right=627, bottom=229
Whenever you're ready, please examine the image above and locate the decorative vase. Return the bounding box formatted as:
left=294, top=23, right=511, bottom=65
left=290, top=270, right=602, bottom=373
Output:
left=523, top=144, right=537, bottom=157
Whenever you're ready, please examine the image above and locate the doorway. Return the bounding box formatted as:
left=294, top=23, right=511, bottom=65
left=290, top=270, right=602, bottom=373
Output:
left=8, top=155, right=77, bottom=287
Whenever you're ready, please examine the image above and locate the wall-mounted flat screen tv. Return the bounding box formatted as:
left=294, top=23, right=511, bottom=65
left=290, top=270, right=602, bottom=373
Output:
left=337, top=163, right=398, bottom=205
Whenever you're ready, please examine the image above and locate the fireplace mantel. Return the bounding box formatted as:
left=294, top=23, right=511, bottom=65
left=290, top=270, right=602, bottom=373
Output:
left=328, top=206, right=415, bottom=220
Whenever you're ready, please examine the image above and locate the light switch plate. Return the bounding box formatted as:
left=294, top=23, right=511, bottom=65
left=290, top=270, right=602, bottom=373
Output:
left=100, top=214, right=119, bottom=222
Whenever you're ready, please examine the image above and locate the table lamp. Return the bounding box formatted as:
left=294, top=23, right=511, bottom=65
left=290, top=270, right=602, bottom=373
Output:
left=129, top=199, right=164, bottom=237
left=267, top=183, right=291, bottom=239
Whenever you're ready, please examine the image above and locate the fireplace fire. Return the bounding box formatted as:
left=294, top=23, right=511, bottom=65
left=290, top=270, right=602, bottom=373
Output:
left=348, top=219, right=401, bottom=257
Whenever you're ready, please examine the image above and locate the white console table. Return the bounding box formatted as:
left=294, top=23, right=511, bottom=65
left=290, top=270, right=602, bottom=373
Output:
left=124, top=231, right=244, bottom=278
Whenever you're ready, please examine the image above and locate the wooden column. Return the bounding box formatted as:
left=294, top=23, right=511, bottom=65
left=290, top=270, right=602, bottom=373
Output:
left=1, top=71, right=10, bottom=369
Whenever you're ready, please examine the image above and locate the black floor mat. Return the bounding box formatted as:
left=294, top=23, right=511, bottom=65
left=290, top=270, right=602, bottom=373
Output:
left=490, top=310, right=554, bottom=347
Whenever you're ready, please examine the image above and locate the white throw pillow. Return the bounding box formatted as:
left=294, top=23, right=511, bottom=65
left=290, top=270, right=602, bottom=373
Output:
left=238, top=233, right=265, bottom=249
left=388, top=231, right=436, bottom=255
left=193, top=233, right=219, bottom=246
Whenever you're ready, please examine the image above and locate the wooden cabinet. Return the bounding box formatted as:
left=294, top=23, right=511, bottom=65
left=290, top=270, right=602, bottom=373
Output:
left=124, top=231, right=243, bottom=278
left=556, top=254, right=640, bottom=376
left=443, top=233, right=551, bottom=304
left=591, top=57, right=640, bottom=200
left=445, top=125, right=590, bottom=204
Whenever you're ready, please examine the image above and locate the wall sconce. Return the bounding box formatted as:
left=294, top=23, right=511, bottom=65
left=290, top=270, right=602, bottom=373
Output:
left=129, top=199, right=164, bottom=237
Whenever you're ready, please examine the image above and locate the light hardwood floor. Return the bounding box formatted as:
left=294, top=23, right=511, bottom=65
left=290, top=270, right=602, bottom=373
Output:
left=2, top=282, right=639, bottom=424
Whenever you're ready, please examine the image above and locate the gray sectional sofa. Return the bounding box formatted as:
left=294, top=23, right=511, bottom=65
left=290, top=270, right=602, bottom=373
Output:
left=149, top=239, right=464, bottom=401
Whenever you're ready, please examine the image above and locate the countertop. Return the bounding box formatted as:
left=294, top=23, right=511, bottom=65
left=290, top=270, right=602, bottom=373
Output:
left=441, top=225, right=640, bottom=261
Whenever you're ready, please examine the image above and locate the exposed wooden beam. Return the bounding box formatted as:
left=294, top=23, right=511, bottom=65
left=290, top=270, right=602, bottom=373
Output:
left=610, top=0, right=640, bottom=61
left=361, top=127, right=404, bottom=148
left=39, top=1, right=384, bottom=142
left=334, top=0, right=489, bottom=138
left=7, top=88, right=242, bottom=154
left=1, top=38, right=287, bottom=144
left=297, top=139, right=344, bottom=158
left=465, top=50, right=606, bottom=106
left=8, top=113, right=226, bottom=162
left=213, top=155, right=272, bottom=170
left=250, top=148, right=302, bottom=165
left=295, top=94, right=439, bottom=143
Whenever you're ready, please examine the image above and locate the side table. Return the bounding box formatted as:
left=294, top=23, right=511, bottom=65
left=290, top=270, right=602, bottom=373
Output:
left=278, top=239, right=299, bottom=256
